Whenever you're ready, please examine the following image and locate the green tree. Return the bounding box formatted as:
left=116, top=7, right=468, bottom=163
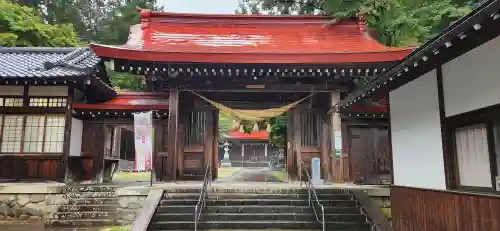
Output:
left=236, top=0, right=474, bottom=47
left=0, top=0, right=80, bottom=47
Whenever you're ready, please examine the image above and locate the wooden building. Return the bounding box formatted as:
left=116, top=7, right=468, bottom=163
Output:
left=0, top=47, right=115, bottom=182
left=331, top=0, right=500, bottom=230
left=0, top=9, right=413, bottom=184
left=224, top=130, right=278, bottom=168
left=88, top=8, right=412, bottom=183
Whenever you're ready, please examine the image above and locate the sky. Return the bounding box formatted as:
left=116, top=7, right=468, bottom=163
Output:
left=158, top=0, right=239, bottom=14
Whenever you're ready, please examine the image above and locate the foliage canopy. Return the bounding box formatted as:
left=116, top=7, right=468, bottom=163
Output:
left=0, top=0, right=80, bottom=47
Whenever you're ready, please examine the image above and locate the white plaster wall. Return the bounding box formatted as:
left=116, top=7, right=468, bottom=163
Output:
left=443, top=36, right=500, bottom=117
left=390, top=69, right=447, bottom=190
left=0, top=86, right=24, bottom=95
left=28, top=86, right=68, bottom=96
left=69, top=118, right=83, bottom=156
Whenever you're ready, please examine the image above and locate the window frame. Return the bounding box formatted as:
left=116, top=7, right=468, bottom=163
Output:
left=0, top=114, right=66, bottom=154
left=446, top=104, right=500, bottom=193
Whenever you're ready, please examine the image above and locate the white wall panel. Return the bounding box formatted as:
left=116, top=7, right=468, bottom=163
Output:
left=390, top=69, right=447, bottom=190
left=28, top=86, right=68, bottom=96
left=443, top=36, right=500, bottom=117
left=0, top=86, right=24, bottom=95
left=69, top=118, right=83, bottom=156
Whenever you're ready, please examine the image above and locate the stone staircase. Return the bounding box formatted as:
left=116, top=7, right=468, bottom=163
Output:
left=148, top=187, right=373, bottom=231
left=46, top=185, right=118, bottom=228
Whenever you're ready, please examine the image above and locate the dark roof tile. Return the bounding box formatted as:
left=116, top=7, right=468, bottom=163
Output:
left=0, top=46, right=101, bottom=78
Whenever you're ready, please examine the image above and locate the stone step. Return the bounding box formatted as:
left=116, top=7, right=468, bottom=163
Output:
left=58, top=204, right=117, bottom=212
left=45, top=218, right=115, bottom=227
left=209, top=188, right=347, bottom=194
left=163, top=193, right=352, bottom=200
left=68, top=197, right=119, bottom=205
left=153, top=213, right=367, bottom=222
left=160, top=199, right=357, bottom=206
left=161, top=188, right=349, bottom=194
left=50, top=211, right=115, bottom=220
left=63, top=186, right=116, bottom=193
left=150, top=220, right=371, bottom=230
left=65, top=191, right=115, bottom=199
left=157, top=205, right=362, bottom=214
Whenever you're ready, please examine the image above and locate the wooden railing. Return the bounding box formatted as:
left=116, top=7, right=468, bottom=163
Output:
left=391, top=185, right=500, bottom=231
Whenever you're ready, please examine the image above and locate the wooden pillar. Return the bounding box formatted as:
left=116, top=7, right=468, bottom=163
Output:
left=62, top=85, right=74, bottom=182
left=286, top=110, right=295, bottom=181
left=320, top=111, right=331, bottom=182
left=330, top=92, right=342, bottom=181
left=212, top=110, right=219, bottom=180
left=292, top=108, right=302, bottom=181
left=167, top=89, right=179, bottom=181
left=205, top=109, right=215, bottom=180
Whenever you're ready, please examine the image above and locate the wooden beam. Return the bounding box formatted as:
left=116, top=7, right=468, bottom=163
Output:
left=287, top=110, right=295, bottom=181
left=62, top=85, right=74, bottom=182
left=204, top=109, right=215, bottom=180
left=292, top=108, right=302, bottom=181
left=167, top=89, right=179, bottom=181
left=320, top=112, right=331, bottom=182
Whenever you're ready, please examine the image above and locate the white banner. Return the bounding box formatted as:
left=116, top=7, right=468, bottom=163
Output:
left=133, top=111, right=153, bottom=172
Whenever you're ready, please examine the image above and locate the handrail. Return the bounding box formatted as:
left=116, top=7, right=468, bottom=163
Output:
left=194, top=159, right=212, bottom=231
left=300, top=161, right=325, bottom=231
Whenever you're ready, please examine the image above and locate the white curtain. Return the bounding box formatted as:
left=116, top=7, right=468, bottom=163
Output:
left=455, top=124, right=492, bottom=187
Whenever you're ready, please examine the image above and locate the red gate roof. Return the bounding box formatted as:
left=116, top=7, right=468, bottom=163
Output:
left=227, top=131, right=269, bottom=140
left=90, top=9, right=412, bottom=64
left=73, top=92, right=169, bottom=110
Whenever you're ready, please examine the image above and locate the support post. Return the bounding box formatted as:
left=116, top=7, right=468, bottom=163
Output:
left=167, top=89, right=179, bottom=181
left=292, top=108, right=302, bottom=181
left=63, top=85, right=74, bottom=182
left=330, top=92, right=342, bottom=182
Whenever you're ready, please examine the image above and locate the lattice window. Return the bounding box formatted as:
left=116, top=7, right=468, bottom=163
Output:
left=185, top=111, right=206, bottom=146
left=43, top=116, right=65, bottom=153
left=29, top=97, right=67, bottom=108
left=1, top=116, right=23, bottom=152
left=48, top=98, right=67, bottom=107
left=0, top=98, right=3, bottom=107
left=4, top=98, right=23, bottom=107
left=23, top=116, right=45, bottom=152
left=0, top=115, right=65, bottom=153
left=300, top=113, right=321, bottom=148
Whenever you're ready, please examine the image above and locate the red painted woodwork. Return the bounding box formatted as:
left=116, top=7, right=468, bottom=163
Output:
left=227, top=131, right=269, bottom=140
left=391, top=186, right=500, bottom=231
left=73, top=92, right=169, bottom=110
left=90, top=10, right=413, bottom=64
left=0, top=155, right=65, bottom=181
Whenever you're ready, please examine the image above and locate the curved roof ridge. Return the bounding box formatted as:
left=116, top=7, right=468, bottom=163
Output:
left=137, top=7, right=334, bottom=21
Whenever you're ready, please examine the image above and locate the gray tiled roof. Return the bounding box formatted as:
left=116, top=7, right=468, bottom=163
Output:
left=0, top=46, right=101, bottom=78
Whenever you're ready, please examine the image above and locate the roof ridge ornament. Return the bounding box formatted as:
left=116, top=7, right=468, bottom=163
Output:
left=137, top=7, right=152, bottom=29
left=357, top=14, right=366, bottom=32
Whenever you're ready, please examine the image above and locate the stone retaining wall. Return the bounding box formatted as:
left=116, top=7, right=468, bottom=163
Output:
left=0, top=183, right=67, bottom=223
left=115, top=188, right=148, bottom=225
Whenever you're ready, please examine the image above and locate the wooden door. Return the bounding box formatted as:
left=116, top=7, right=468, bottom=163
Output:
left=80, top=122, right=105, bottom=182
left=349, top=127, right=391, bottom=184
left=154, top=122, right=169, bottom=181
